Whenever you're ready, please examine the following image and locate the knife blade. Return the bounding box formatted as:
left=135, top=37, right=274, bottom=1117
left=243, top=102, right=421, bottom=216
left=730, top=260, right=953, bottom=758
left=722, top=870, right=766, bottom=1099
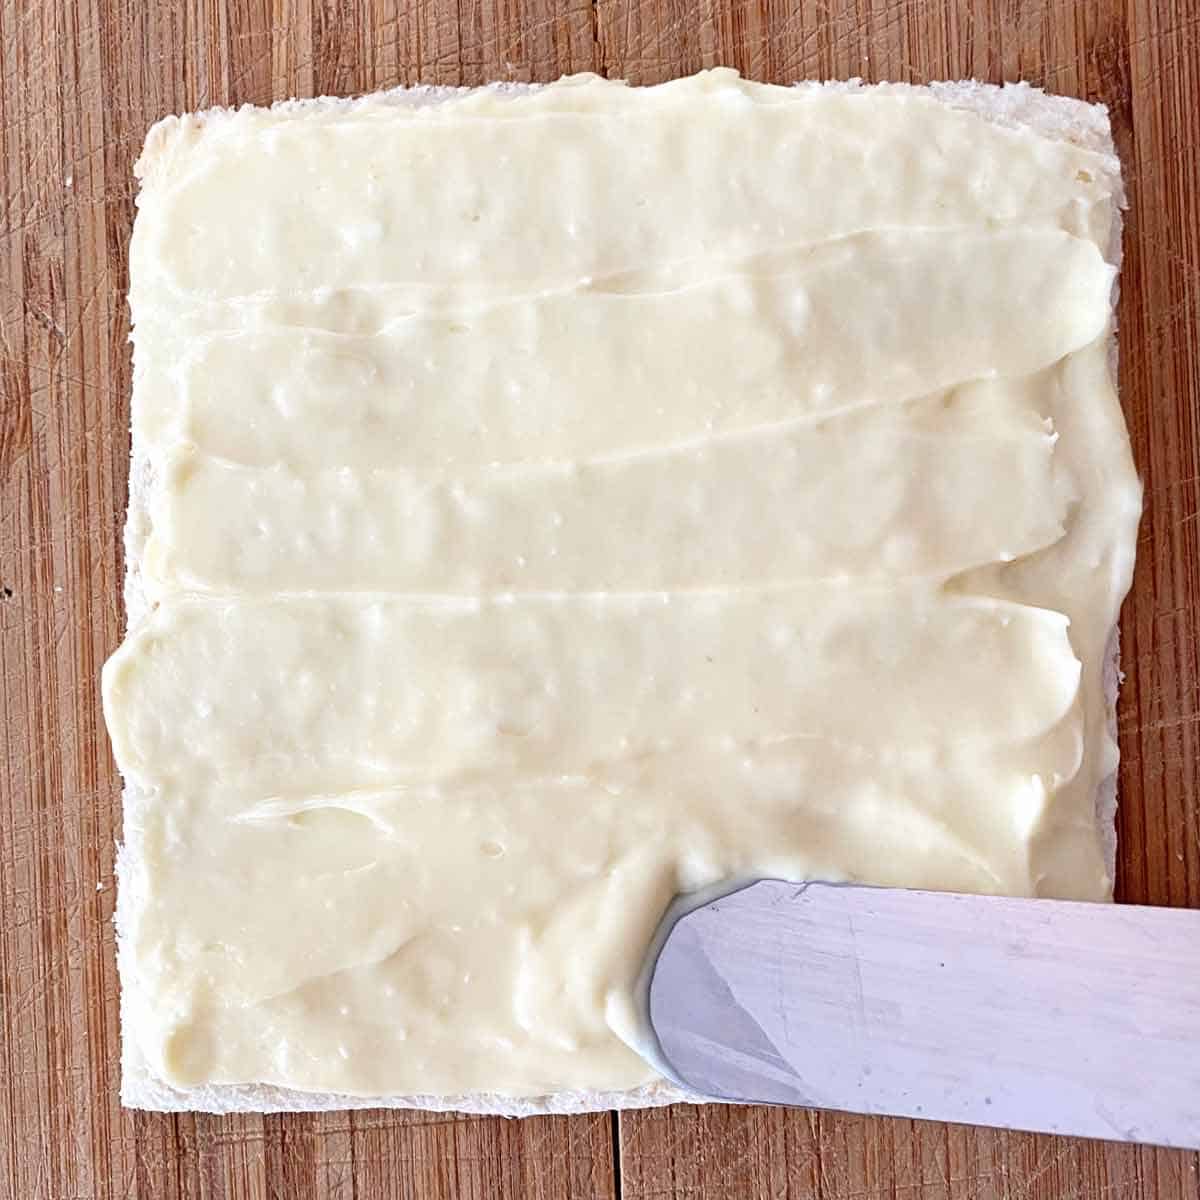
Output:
left=646, top=881, right=1200, bottom=1147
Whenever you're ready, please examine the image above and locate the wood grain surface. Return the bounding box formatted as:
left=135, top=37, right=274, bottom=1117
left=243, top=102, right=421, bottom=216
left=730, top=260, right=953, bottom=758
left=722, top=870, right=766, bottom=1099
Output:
left=1, top=0, right=1197, bottom=1197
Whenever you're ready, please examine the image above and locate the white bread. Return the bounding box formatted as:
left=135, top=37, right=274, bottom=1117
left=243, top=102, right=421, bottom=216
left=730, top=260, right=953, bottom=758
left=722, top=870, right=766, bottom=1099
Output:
left=116, top=77, right=1126, bottom=1115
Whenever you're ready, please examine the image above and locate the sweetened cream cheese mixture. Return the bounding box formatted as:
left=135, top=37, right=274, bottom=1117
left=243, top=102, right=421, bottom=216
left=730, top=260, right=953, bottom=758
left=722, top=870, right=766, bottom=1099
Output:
left=103, top=70, right=1141, bottom=1100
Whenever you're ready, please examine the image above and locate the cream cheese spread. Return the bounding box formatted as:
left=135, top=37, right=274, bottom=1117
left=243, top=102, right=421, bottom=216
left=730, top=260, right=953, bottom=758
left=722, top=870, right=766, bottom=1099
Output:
left=103, top=69, right=1141, bottom=1099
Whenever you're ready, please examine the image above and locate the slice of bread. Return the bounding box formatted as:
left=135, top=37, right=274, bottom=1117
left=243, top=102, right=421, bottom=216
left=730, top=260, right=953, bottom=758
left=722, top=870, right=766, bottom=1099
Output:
left=116, top=77, right=1126, bottom=1115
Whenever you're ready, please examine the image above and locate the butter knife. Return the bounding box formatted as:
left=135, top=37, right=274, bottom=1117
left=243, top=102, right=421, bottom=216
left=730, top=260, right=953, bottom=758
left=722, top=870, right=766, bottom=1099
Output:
left=647, top=881, right=1200, bottom=1148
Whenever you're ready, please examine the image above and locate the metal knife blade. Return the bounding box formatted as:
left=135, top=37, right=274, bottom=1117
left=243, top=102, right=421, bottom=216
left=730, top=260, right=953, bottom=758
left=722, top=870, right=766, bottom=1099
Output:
left=647, top=881, right=1200, bottom=1148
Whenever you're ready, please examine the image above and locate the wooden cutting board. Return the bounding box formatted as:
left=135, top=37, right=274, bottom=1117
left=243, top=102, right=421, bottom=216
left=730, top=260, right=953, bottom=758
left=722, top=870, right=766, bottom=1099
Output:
left=1, top=1, right=1196, bottom=1197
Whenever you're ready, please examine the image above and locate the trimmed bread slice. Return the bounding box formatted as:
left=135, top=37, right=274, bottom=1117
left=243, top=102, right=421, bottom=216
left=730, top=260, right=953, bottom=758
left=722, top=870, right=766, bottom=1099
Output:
left=114, top=76, right=1128, bottom=1115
